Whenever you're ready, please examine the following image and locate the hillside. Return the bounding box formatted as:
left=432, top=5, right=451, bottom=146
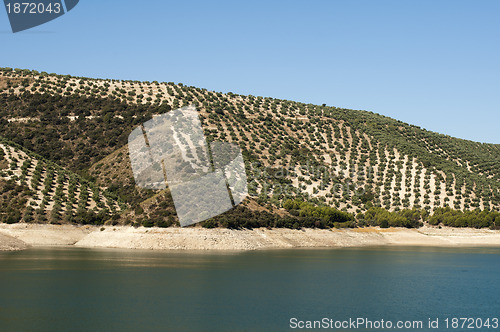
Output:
left=0, top=139, right=125, bottom=225
left=0, top=67, right=499, bottom=229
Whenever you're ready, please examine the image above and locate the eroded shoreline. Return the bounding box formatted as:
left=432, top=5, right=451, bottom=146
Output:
left=1, top=223, right=500, bottom=251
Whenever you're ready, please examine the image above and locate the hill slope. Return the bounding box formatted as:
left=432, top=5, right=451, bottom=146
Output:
left=0, top=67, right=498, bottom=228
left=0, top=139, right=124, bottom=224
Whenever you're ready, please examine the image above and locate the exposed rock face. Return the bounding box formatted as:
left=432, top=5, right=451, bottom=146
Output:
left=1, top=224, right=500, bottom=251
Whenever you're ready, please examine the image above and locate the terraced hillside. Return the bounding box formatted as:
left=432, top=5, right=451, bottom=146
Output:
left=0, top=67, right=498, bottom=228
left=0, top=139, right=124, bottom=224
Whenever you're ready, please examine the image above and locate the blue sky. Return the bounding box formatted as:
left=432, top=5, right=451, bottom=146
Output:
left=1, top=0, right=499, bottom=143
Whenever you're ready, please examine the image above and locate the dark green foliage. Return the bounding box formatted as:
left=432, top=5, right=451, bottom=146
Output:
left=134, top=205, right=144, bottom=215
left=361, top=207, right=424, bottom=228
left=142, top=219, right=154, bottom=228
left=200, top=202, right=354, bottom=230
left=0, top=179, right=29, bottom=224
left=0, top=92, right=158, bottom=173
left=207, top=205, right=279, bottom=229
left=70, top=209, right=109, bottom=225
left=201, top=219, right=217, bottom=228
left=283, top=199, right=354, bottom=226
left=429, top=207, right=500, bottom=229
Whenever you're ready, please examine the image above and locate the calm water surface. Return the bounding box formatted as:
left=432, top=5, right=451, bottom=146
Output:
left=0, top=246, right=499, bottom=331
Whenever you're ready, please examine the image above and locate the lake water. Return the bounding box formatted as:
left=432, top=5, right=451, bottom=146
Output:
left=0, top=246, right=499, bottom=331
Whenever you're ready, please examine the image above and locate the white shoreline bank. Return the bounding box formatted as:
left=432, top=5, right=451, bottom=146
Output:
left=1, top=224, right=500, bottom=251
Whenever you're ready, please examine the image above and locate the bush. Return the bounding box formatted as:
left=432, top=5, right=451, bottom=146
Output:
left=142, top=219, right=154, bottom=228
left=202, top=219, right=217, bottom=228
